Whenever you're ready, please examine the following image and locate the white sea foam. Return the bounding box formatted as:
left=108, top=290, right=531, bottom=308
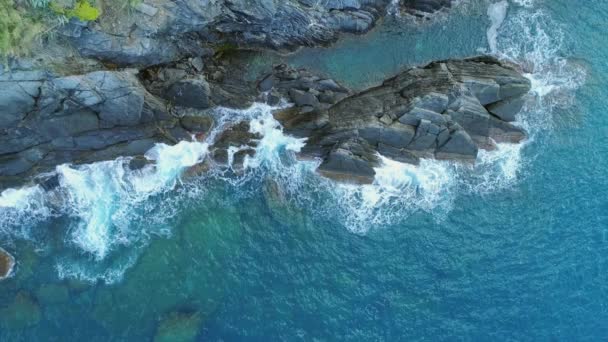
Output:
left=387, top=0, right=401, bottom=17
left=0, top=185, right=50, bottom=237
left=511, top=0, right=534, bottom=8
left=326, top=156, right=455, bottom=233
left=57, top=140, right=208, bottom=260
left=487, top=1, right=509, bottom=53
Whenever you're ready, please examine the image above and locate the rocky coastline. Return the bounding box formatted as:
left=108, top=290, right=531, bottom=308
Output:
left=0, top=0, right=461, bottom=190
left=0, top=0, right=530, bottom=264
left=0, top=0, right=532, bottom=283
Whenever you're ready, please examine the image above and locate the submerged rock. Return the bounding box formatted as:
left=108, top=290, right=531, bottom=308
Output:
left=275, top=56, right=531, bottom=184
left=154, top=311, right=202, bottom=342
left=0, top=247, right=15, bottom=280
left=0, top=292, right=41, bottom=330
left=35, top=283, right=70, bottom=305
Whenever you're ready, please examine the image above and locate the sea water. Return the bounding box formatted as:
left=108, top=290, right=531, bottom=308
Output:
left=0, top=0, right=606, bottom=340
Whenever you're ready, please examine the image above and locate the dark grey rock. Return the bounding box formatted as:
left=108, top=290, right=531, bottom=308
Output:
left=0, top=81, right=41, bottom=129
left=166, top=79, right=211, bottom=109
left=486, top=97, right=525, bottom=122
left=317, top=138, right=378, bottom=184
left=276, top=56, right=530, bottom=183
left=436, top=129, right=478, bottom=160
left=180, top=115, right=214, bottom=134
left=258, top=74, right=275, bottom=92
left=408, top=119, right=439, bottom=150
left=190, top=57, right=204, bottom=72
left=377, top=143, right=420, bottom=165
left=289, top=89, right=320, bottom=107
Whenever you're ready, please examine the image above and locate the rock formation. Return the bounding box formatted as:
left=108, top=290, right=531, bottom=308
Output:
left=0, top=0, right=536, bottom=189
left=273, top=56, right=531, bottom=183
left=0, top=61, right=214, bottom=189
left=0, top=55, right=530, bottom=188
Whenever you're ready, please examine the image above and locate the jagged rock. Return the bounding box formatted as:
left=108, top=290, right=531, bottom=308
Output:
left=59, top=1, right=456, bottom=68
left=267, top=64, right=350, bottom=109
left=0, top=66, right=181, bottom=189
left=486, top=96, right=526, bottom=122
left=210, top=121, right=260, bottom=169
left=258, top=74, right=275, bottom=92
left=436, top=128, right=478, bottom=160
left=317, top=138, right=379, bottom=184
left=275, top=56, right=531, bottom=183
left=0, top=247, right=15, bottom=281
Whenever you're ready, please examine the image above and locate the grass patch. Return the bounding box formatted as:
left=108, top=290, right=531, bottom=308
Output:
left=0, top=0, right=45, bottom=57
left=1, top=0, right=142, bottom=58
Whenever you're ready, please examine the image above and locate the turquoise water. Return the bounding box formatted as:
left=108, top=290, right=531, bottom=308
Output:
left=1, top=0, right=607, bottom=340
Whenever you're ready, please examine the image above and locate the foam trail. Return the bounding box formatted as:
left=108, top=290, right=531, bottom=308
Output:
left=487, top=1, right=509, bottom=54
left=58, top=141, right=208, bottom=260
left=324, top=156, right=455, bottom=234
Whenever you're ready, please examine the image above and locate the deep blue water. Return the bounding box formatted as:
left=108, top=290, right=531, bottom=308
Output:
left=1, top=0, right=607, bottom=340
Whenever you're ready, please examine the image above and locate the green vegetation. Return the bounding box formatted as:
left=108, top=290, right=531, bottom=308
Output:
left=0, top=0, right=45, bottom=57
left=0, top=0, right=140, bottom=58
left=50, top=0, right=100, bottom=22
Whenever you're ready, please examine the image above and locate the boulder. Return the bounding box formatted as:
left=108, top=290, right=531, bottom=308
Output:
left=179, top=115, right=214, bottom=134
left=0, top=247, right=15, bottom=280
left=166, top=79, right=211, bottom=109
left=317, top=138, right=378, bottom=184
left=289, top=88, right=320, bottom=108
left=436, top=129, right=478, bottom=160
left=486, top=96, right=526, bottom=122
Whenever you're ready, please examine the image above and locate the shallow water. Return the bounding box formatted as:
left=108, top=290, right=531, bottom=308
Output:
left=1, top=0, right=607, bottom=340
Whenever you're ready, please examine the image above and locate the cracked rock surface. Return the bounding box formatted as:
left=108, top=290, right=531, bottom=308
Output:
left=273, top=56, right=531, bottom=183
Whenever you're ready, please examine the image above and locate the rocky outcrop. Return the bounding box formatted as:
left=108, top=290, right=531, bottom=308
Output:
left=259, top=64, right=350, bottom=108
left=0, top=62, right=213, bottom=189
left=61, top=0, right=454, bottom=67
left=274, top=56, right=531, bottom=183
left=0, top=247, right=15, bottom=281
